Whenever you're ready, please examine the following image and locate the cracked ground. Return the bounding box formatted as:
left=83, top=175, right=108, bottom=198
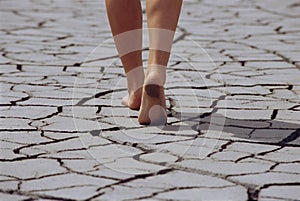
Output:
left=1, top=0, right=300, bottom=200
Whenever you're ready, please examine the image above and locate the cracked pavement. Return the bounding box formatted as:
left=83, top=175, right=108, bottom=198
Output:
left=1, top=0, right=300, bottom=200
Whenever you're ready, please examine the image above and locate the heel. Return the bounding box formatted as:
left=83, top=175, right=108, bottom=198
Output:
left=145, top=84, right=161, bottom=98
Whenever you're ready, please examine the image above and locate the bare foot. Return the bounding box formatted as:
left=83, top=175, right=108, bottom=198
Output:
left=138, top=75, right=167, bottom=125
left=121, top=88, right=142, bottom=110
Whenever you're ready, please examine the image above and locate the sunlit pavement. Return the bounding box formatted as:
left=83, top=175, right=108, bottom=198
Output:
left=1, top=0, right=299, bottom=200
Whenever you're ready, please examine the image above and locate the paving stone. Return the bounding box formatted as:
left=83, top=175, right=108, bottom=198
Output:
left=226, top=142, right=279, bottom=154
left=0, top=118, right=34, bottom=130
left=209, top=150, right=250, bottom=161
left=87, top=144, right=143, bottom=165
left=218, top=109, right=272, bottom=120
left=229, top=172, right=300, bottom=186
left=43, top=116, right=115, bottom=132
left=20, top=173, right=115, bottom=193
left=0, top=180, right=19, bottom=191
left=179, top=158, right=271, bottom=176
left=99, top=186, right=160, bottom=200
left=0, top=148, right=22, bottom=160
left=260, top=186, right=300, bottom=201
left=21, top=97, right=79, bottom=106
left=251, top=129, right=297, bottom=143
left=218, top=99, right=296, bottom=110
left=88, top=166, right=132, bottom=180
left=100, top=157, right=164, bottom=175
left=272, top=163, right=300, bottom=174
left=31, top=186, right=99, bottom=200
left=100, top=129, right=192, bottom=146
left=0, top=106, right=57, bottom=119
left=0, top=159, right=65, bottom=179
left=19, top=136, right=106, bottom=157
left=276, top=110, right=300, bottom=121
left=1, top=131, right=51, bottom=144
left=0, top=193, right=29, bottom=201
left=256, top=147, right=300, bottom=163
left=43, top=150, right=94, bottom=160
left=61, top=159, right=105, bottom=174
left=155, top=185, right=247, bottom=201
left=140, top=152, right=178, bottom=164
left=128, top=170, right=234, bottom=189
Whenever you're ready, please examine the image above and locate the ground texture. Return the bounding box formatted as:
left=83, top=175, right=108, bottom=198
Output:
left=1, top=0, right=300, bottom=200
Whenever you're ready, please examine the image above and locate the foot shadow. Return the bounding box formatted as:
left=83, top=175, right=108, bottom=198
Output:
left=162, top=110, right=300, bottom=147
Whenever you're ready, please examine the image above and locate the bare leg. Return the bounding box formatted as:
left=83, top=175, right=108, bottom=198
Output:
left=105, top=0, right=144, bottom=110
left=138, top=0, right=182, bottom=125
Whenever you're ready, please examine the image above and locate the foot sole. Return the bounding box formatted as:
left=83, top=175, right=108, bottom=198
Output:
left=138, top=84, right=167, bottom=125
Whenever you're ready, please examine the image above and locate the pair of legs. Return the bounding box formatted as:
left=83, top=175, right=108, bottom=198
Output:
left=105, top=0, right=182, bottom=125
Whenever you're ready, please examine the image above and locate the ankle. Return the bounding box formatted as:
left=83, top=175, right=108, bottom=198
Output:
left=126, top=66, right=144, bottom=93
left=145, top=65, right=166, bottom=86
left=128, top=87, right=142, bottom=96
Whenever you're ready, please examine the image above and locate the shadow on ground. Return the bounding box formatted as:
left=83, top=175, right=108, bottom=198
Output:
left=162, top=111, right=300, bottom=147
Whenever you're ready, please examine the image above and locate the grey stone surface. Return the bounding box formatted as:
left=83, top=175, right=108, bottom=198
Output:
left=0, top=0, right=299, bottom=200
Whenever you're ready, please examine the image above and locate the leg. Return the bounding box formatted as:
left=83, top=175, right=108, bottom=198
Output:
left=138, top=0, right=182, bottom=125
left=105, top=0, right=144, bottom=110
